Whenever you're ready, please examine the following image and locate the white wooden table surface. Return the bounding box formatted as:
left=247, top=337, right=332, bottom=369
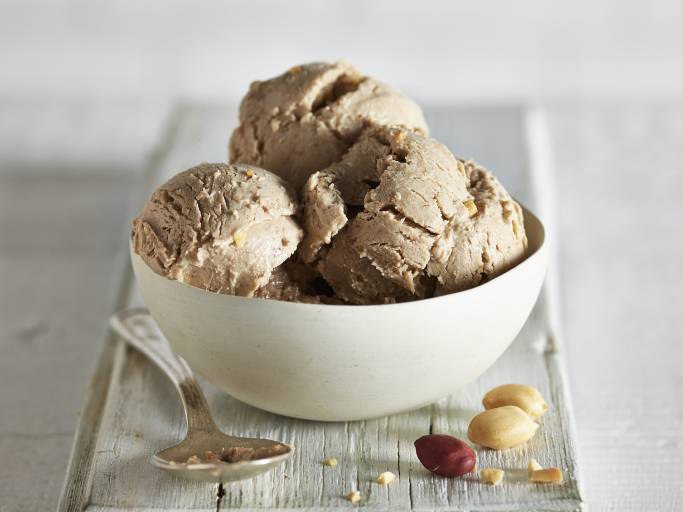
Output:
left=0, top=101, right=681, bottom=511
left=56, top=104, right=580, bottom=512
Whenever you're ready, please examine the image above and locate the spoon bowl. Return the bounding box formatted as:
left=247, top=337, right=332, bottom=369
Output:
left=152, top=431, right=294, bottom=483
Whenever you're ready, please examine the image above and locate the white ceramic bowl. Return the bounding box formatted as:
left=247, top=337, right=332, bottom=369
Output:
left=132, top=208, right=547, bottom=421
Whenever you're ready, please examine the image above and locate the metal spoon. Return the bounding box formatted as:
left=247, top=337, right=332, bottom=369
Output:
left=109, top=307, right=294, bottom=483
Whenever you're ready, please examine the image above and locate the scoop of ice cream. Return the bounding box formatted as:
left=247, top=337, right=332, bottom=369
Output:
left=300, top=127, right=527, bottom=304
left=132, top=162, right=302, bottom=297
left=427, top=160, right=528, bottom=294
left=229, top=61, right=428, bottom=190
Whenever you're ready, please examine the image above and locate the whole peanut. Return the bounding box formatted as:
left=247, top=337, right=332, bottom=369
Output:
left=467, top=405, right=539, bottom=449
left=414, top=434, right=477, bottom=477
left=482, top=384, right=548, bottom=420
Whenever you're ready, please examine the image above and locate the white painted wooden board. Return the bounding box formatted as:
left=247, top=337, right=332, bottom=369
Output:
left=0, top=170, right=144, bottom=511
left=58, top=104, right=582, bottom=511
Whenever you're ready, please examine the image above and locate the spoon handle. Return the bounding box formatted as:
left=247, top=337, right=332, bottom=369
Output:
left=110, top=308, right=218, bottom=433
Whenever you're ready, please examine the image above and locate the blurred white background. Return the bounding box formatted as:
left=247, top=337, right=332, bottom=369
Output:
left=3, top=0, right=683, bottom=102
left=1, top=2, right=682, bottom=511
left=2, top=0, right=683, bottom=170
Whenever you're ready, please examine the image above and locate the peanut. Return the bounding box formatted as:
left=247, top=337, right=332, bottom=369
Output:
left=482, top=384, right=548, bottom=420
left=233, top=230, right=248, bottom=247
left=414, top=434, right=477, bottom=477
left=480, top=468, right=505, bottom=486
left=530, top=467, right=564, bottom=484
left=345, top=490, right=361, bottom=504
left=376, top=471, right=396, bottom=485
left=456, top=160, right=467, bottom=176
left=467, top=405, right=539, bottom=449
left=323, top=457, right=338, bottom=467
left=528, top=458, right=543, bottom=476
left=391, top=129, right=406, bottom=143
left=464, top=199, right=478, bottom=216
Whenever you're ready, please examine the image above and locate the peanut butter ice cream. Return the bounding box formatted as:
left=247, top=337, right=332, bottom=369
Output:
left=428, top=159, right=528, bottom=295
left=229, top=61, right=428, bottom=190
left=300, top=126, right=527, bottom=304
left=133, top=61, right=528, bottom=305
left=132, top=162, right=303, bottom=297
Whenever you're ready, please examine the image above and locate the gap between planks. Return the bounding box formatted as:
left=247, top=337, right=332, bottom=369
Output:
left=57, top=105, right=192, bottom=512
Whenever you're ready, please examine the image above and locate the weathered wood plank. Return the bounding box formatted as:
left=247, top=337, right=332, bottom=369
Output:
left=65, top=103, right=582, bottom=511
left=55, top=108, right=221, bottom=512
left=0, top=171, right=144, bottom=512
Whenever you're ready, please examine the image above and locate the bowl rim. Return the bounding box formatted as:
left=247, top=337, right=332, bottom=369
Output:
left=131, top=205, right=546, bottom=311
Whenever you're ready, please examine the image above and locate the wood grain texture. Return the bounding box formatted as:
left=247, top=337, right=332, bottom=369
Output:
left=548, top=104, right=683, bottom=512
left=4, top=102, right=681, bottom=511
left=0, top=171, right=141, bottom=511
left=56, top=108, right=195, bottom=512
left=0, top=100, right=172, bottom=512
left=55, top=104, right=582, bottom=511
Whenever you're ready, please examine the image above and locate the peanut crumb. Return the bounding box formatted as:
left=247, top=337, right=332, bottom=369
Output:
left=464, top=199, right=478, bottom=216
left=376, top=471, right=396, bottom=485
left=512, top=219, right=520, bottom=239
left=204, top=450, right=220, bottom=462
left=345, top=490, right=361, bottom=504
left=233, top=231, right=248, bottom=247
left=528, top=458, right=543, bottom=477
left=456, top=160, right=467, bottom=176
left=245, top=168, right=255, bottom=178
left=185, top=455, right=201, bottom=465
left=530, top=467, right=564, bottom=484
left=480, top=468, right=505, bottom=486
left=391, top=130, right=406, bottom=143
left=323, top=457, right=338, bottom=467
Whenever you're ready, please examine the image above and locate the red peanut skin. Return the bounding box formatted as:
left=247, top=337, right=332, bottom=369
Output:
left=414, top=434, right=477, bottom=477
